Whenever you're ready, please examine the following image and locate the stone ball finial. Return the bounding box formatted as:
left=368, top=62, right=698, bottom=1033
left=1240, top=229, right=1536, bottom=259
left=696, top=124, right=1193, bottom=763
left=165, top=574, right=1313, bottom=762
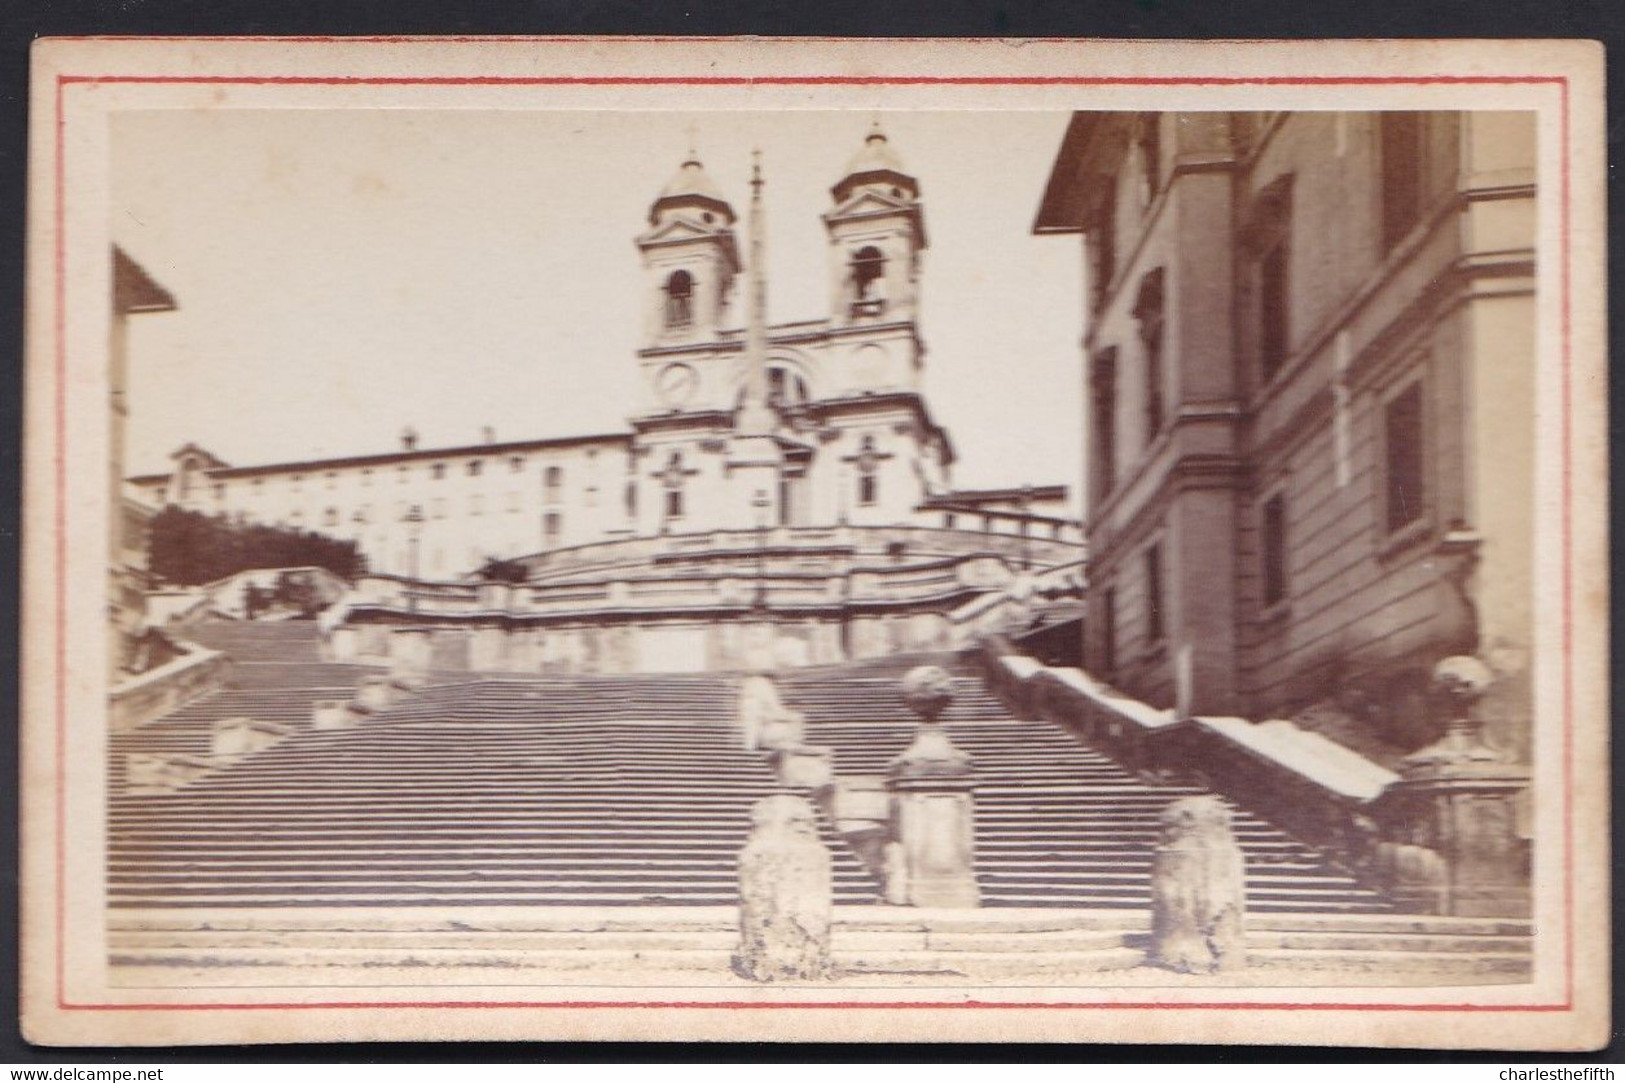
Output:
left=1431, top=655, right=1493, bottom=703
left=900, top=664, right=955, bottom=723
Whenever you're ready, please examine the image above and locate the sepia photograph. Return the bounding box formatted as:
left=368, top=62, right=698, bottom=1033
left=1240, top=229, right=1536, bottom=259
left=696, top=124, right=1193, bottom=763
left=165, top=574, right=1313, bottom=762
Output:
left=20, top=37, right=1608, bottom=1048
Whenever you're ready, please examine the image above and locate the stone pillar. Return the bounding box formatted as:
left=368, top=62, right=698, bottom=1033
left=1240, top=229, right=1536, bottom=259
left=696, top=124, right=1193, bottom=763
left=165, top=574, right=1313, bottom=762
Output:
left=886, top=665, right=980, bottom=908
left=1379, top=656, right=1532, bottom=917
left=1150, top=794, right=1247, bottom=974
left=733, top=794, right=834, bottom=982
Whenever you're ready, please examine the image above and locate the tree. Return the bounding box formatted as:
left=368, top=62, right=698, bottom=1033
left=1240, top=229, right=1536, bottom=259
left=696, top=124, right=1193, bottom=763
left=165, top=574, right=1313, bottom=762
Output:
left=476, top=556, right=530, bottom=584
left=147, top=507, right=367, bottom=587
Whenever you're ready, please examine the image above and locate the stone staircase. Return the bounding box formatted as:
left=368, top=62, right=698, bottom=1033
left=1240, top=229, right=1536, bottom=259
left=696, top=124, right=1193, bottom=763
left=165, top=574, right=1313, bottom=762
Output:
left=111, top=624, right=1386, bottom=914
left=108, top=678, right=878, bottom=909
left=107, top=908, right=1533, bottom=985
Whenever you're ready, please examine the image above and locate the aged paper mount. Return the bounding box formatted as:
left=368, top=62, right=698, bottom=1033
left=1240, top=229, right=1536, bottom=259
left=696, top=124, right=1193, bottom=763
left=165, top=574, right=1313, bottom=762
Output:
left=21, top=37, right=1608, bottom=1048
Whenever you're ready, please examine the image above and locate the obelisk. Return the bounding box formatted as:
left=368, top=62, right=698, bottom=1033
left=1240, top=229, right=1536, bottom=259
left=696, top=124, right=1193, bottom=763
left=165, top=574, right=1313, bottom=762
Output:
left=727, top=150, right=784, bottom=529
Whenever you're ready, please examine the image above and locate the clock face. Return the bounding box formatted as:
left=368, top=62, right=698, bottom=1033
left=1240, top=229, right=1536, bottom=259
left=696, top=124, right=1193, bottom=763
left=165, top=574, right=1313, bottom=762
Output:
left=655, top=363, right=699, bottom=407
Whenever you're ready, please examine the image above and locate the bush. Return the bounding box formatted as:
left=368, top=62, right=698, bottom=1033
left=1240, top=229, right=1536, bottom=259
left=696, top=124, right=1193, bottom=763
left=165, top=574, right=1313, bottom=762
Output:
left=147, top=507, right=367, bottom=586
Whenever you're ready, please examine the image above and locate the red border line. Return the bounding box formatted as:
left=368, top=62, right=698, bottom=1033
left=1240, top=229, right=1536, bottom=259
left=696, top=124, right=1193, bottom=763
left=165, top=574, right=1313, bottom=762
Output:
left=54, top=71, right=1575, bottom=1016
left=60, top=74, right=1565, bottom=87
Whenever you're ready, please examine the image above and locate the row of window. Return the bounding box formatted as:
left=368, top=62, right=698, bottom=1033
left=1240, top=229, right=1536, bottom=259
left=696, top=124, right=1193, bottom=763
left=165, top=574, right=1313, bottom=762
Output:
left=660, top=246, right=891, bottom=331
left=1096, top=377, right=1428, bottom=673
left=1094, top=113, right=1427, bottom=322
left=217, top=463, right=573, bottom=503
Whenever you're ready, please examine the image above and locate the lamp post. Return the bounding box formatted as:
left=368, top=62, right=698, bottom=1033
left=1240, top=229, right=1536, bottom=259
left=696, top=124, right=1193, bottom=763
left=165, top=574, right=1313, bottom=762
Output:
left=403, top=503, right=425, bottom=612
left=752, top=488, right=771, bottom=612
left=1018, top=482, right=1033, bottom=573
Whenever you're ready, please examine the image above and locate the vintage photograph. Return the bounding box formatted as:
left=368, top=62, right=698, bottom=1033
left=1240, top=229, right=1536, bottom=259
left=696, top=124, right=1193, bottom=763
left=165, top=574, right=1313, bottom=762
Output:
left=22, top=38, right=1607, bottom=1048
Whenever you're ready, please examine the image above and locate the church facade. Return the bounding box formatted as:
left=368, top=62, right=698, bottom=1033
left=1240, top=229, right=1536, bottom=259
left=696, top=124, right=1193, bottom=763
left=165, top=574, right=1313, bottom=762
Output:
left=131, top=125, right=1078, bottom=583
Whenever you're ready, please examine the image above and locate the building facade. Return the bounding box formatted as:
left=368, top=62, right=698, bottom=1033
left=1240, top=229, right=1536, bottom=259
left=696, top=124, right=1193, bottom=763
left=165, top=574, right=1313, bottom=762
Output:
left=111, top=248, right=175, bottom=676
left=131, top=124, right=1078, bottom=582
left=1034, top=111, right=1536, bottom=760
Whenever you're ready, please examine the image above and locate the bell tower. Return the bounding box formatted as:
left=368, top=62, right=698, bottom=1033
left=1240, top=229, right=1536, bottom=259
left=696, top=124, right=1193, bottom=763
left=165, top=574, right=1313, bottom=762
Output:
left=824, top=122, right=928, bottom=327
left=636, top=150, right=740, bottom=349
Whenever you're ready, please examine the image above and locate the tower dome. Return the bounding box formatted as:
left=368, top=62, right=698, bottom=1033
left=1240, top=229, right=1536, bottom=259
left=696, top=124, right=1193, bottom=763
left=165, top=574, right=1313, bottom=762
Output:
left=831, top=121, right=919, bottom=203
left=649, top=153, right=736, bottom=227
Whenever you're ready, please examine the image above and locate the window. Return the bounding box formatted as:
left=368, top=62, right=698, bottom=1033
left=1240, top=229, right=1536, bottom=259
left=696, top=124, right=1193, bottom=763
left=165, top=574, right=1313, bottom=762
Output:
left=856, top=436, right=880, bottom=506
left=1143, top=543, right=1165, bottom=644
left=1379, top=112, right=1425, bottom=252
left=664, top=270, right=694, bottom=329
left=544, top=465, right=563, bottom=504
left=1384, top=380, right=1426, bottom=533
left=1262, top=493, right=1288, bottom=607
left=325, top=471, right=337, bottom=489
left=943, top=513, right=957, bottom=529
left=543, top=511, right=562, bottom=548
left=1134, top=270, right=1166, bottom=441
left=660, top=452, right=686, bottom=521
left=1101, top=587, right=1118, bottom=679
left=468, top=460, right=483, bottom=477
left=850, top=246, right=886, bottom=316
left=1091, top=177, right=1117, bottom=311
left=509, top=455, right=525, bottom=473
left=1137, top=113, right=1162, bottom=203
left=290, top=474, right=304, bottom=493
left=251, top=478, right=263, bottom=496
left=355, top=504, right=370, bottom=524
left=1257, top=237, right=1290, bottom=381
left=767, top=366, right=809, bottom=408
left=1090, top=348, right=1119, bottom=502
left=361, top=469, right=372, bottom=486
left=322, top=507, right=338, bottom=528
left=1248, top=173, right=1294, bottom=385
left=431, top=463, right=446, bottom=480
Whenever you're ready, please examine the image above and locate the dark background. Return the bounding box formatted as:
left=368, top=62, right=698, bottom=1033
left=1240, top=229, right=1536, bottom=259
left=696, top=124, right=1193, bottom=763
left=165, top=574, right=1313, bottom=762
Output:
left=1, top=0, right=1621, bottom=1065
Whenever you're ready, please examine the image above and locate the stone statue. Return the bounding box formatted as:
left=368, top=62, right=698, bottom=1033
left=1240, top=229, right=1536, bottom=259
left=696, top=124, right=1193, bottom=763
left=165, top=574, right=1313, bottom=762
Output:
left=1150, top=794, right=1247, bottom=973
left=733, top=794, right=834, bottom=982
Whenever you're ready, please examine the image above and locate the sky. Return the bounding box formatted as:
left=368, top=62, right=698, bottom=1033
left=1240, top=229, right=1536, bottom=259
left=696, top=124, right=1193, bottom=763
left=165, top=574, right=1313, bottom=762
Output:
left=112, top=109, right=1084, bottom=509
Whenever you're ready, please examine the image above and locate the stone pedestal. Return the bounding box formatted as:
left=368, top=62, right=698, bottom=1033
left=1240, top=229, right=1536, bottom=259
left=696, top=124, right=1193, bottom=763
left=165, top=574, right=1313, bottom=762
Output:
left=738, top=673, right=806, bottom=752
left=772, top=745, right=833, bottom=789
left=733, top=794, right=833, bottom=982
left=886, top=665, right=980, bottom=908
left=1379, top=656, right=1532, bottom=917
left=1150, top=795, right=1247, bottom=974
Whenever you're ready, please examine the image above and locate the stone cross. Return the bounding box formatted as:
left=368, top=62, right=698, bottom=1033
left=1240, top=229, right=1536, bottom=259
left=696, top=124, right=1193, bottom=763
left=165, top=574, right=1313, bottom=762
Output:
left=1150, top=794, right=1247, bottom=974
left=733, top=793, right=834, bottom=982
